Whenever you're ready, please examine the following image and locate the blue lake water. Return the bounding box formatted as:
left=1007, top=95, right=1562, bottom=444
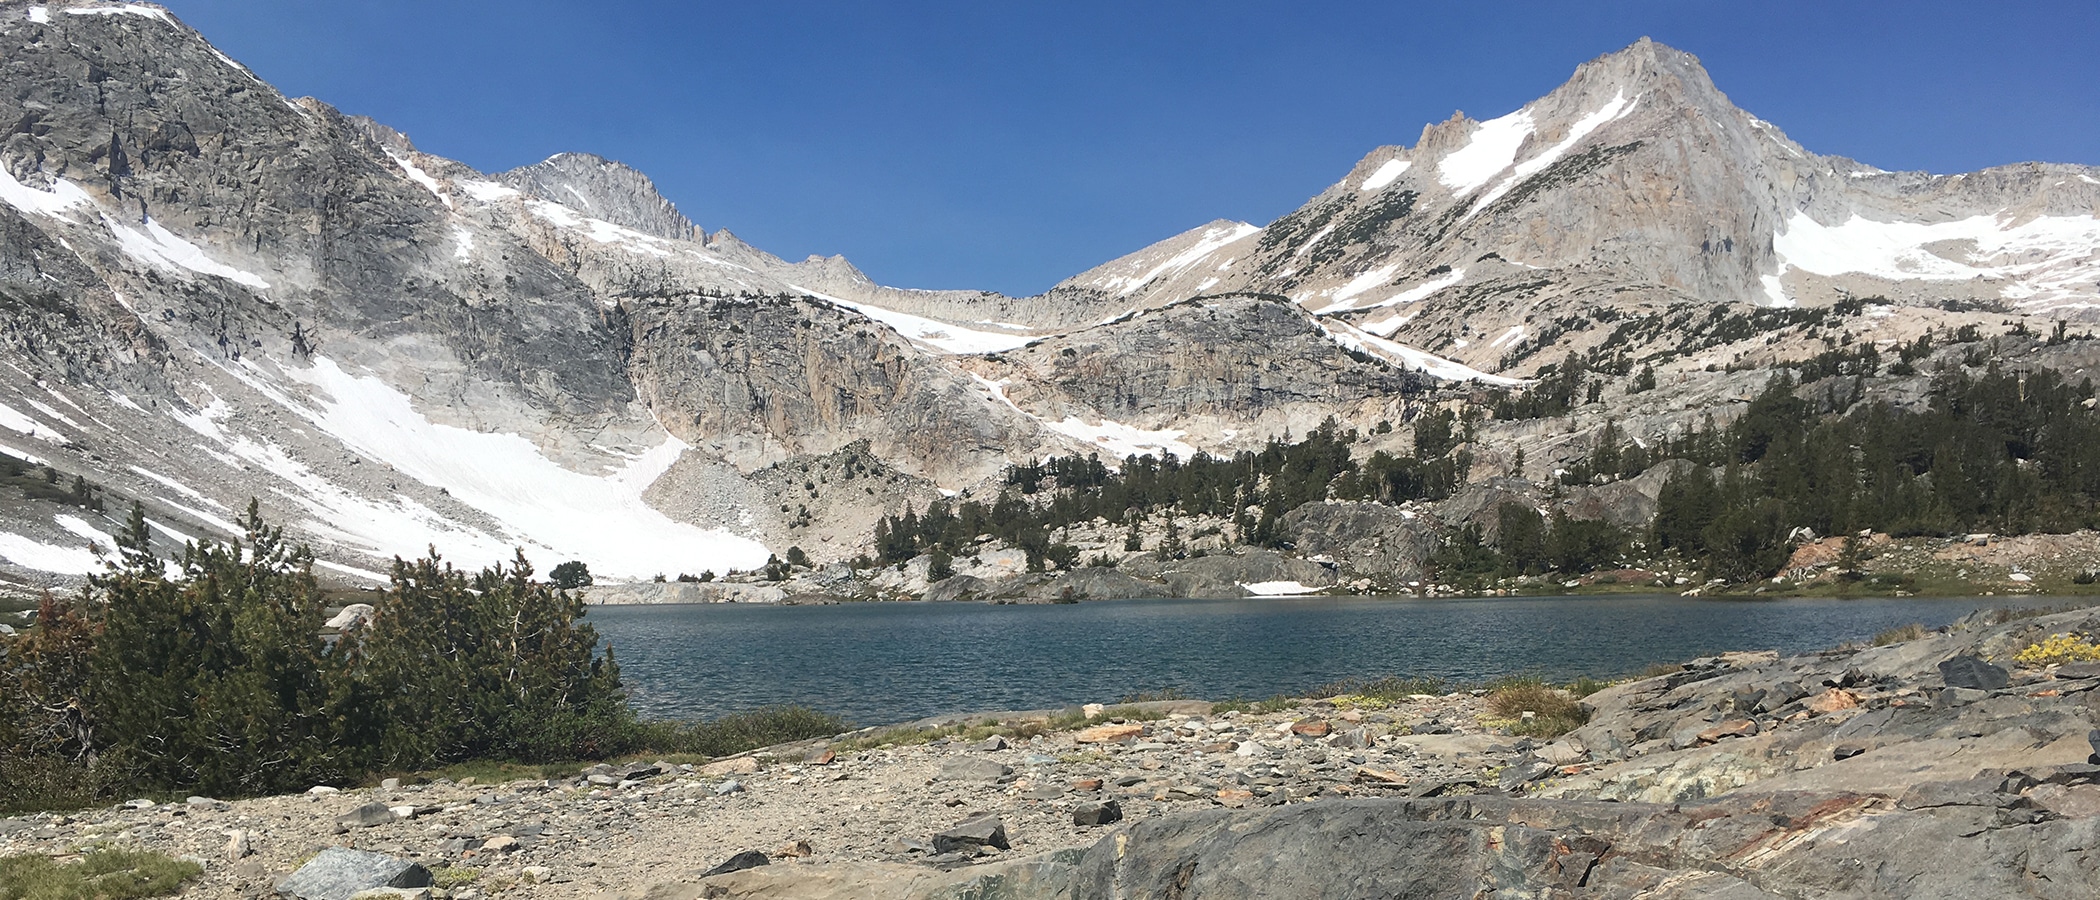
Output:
left=586, top=594, right=2065, bottom=727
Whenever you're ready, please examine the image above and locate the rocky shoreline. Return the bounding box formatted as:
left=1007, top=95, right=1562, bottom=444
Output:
left=576, top=527, right=2100, bottom=607
left=7, top=605, right=2100, bottom=898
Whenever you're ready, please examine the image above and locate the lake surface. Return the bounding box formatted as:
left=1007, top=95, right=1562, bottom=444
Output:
left=587, top=594, right=2067, bottom=726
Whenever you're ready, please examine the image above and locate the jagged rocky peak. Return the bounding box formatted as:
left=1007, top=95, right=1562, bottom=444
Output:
left=498, top=152, right=697, bottom=241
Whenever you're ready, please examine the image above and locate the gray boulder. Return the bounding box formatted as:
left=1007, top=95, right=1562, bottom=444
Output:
left=1938, top=655, right=2010, bottom=691
left=335, top=802, right=395, bottom=828
left=276, top=848, right=432, bottom=900
left=932, top=816, right=1010, bottom=853
left=1072, top=800, right=1122, bottom=827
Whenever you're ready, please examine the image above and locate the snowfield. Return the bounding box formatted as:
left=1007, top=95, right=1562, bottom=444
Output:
left=1771, top=210, right=2100, bottom=310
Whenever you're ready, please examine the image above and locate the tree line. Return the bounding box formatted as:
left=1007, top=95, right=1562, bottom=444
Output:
left=865, top=360, right=2100, bottom=587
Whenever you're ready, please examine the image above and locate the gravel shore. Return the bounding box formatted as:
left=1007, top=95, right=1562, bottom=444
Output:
left=0, top=693, right=1522, bottom=898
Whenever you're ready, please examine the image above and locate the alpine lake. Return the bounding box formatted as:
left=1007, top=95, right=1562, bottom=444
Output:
left=583, top=593, right=2082, bottom=727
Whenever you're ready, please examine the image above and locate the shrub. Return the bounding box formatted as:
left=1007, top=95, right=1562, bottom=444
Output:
left=2014, top=633, right=2100, bottom=667
left=1872, top=623, right=1928, bottom=646
left=1486, top=678, right=1588, bottom=737
left=0, top=848, right=200, bottom=900
left=0, top=504, right=645, bottom=810
left=359, top=550, right=631, bottom=770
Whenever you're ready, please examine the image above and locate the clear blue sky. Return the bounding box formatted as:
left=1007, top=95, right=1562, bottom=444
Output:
left=160, top=1, right=2100, bottom=296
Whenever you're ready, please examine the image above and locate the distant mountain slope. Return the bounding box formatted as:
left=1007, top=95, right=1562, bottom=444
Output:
left=1, top=7, right=2095, bottom=591
left=1052, top=39, right=2100, bottom=372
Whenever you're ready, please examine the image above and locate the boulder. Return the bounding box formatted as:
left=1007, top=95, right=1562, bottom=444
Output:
left=276, top=848, right=433, bottom=900
left=336, top=802, right=396, bottom=829
left=1291, top=719, right=1331, bottom=738
left=701, top=851, right=771, bottom=877
left=1072, top=801, right=1122, bottom=827
left=1939, top=655, right=2010, bottom=691
left=932, top=816, right=1010, bottom=853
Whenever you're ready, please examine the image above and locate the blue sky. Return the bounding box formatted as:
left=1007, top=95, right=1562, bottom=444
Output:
left=161, top=1, right=2099, bottom=296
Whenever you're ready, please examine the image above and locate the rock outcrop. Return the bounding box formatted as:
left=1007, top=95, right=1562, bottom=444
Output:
left=670, top=604, right=2100, bottom=898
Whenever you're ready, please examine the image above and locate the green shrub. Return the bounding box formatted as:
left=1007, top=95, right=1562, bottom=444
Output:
left=1871, top=622, right=1927, bottom=646
left=0, top=848, right=200, bottom=900
left=0, top=503, right=646, bottom=810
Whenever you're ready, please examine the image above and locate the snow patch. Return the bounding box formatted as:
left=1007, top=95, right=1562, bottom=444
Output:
left=1242, top=580, right=1319, bottom=596
left=971, top=374, right=1197, bottom=462
left=1350, top=268, right=1465, bottom=313
left=25, top=399, right=83, bottom=431
left=1359, top=158, right=1412, bottom=192
left=1772, top=210, right=2100, bottom=310
left=1042, top=416, right=1198, bottom=462
left=457, top=180, right=521, bottom=202
left=1468, top=91, right=1635, bottom=215
left=0, top=531, right=102, bottom=574
left=63, top=4, right=170, bottom=23
left=1292, top=221, right=1337, bottom=258
left=386, top=150, right=452, bottom=209
left=1318, top=321, right=1525, bottom=386
left=1759, top=272, right=1793, bottom=307
left=103, top=215, right=271, bottom=289
left=0, top=165, right=94, bottom=219
left=1360, top=311, right=1415, bottom=337
left=0, top=442, right=47, bottom=465
left=526, top=200, right=674, bottom=257
left=452, top=225, right=475, bottom=261
left=1100, top=223, right=1260, bottom=296
left=28, top=7, right=50, bottom=23
left=130, top=465, right=218, bottom=506
left=54, top=514, right=116, bottom=550
left=1439, top=108, right=1535, bottom=196
left=266, top=358, right=770, bottom=580
left=1488, top=325, right=1526, bottom=349
left=789, top=284, right=1036, bottom=354
left=1329, top=263, right=1403, bottom=304
left=0, top=400, right=66, bottom=443
left=314, top=559, right=389, bottom=585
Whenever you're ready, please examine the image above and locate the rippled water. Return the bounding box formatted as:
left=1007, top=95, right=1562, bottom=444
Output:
left=588, top=594, right=2063, bottom=726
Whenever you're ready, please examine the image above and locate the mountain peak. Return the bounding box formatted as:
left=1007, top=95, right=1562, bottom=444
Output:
left=497, top=152, right=696, bottom=241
